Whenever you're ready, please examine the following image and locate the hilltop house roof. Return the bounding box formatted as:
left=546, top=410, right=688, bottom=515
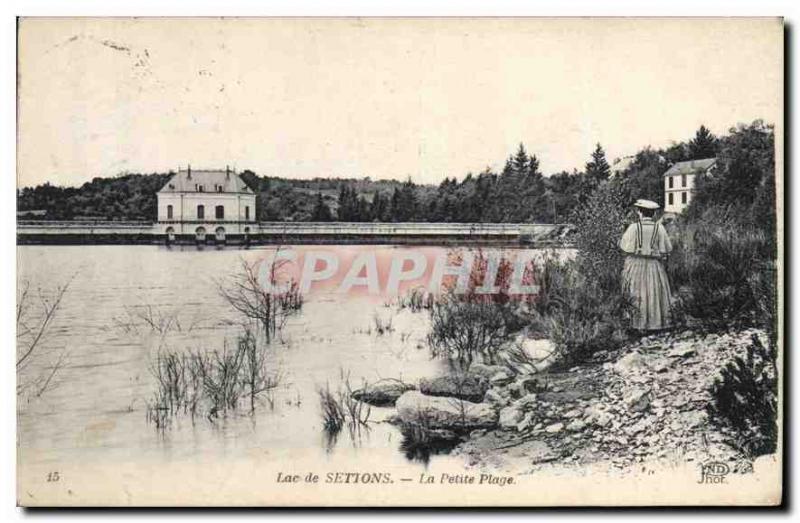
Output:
left=158, top=168, right=254, bottom=194
left=663, top=158, right=717, bottom=178
left=610, top=156, right=636, bottom=175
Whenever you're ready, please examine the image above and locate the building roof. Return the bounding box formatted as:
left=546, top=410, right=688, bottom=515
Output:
left=663, top=157, right=716, bottom=178
left=610, top=156, right=636, bottom=175
left=158, top=168, right=254, bottom=194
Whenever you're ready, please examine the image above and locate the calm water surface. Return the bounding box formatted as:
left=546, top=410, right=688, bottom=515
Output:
left=17, top=244, right=558, bottom=474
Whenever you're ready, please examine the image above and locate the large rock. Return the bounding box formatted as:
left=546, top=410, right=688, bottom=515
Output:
left=624, top=388, right=651, bottom=413
left=395, top=391, right=498, bottom=431
left=483, top=387, right=509, bottom=407
left=470, top=363, right=510, bottom=381
left=499, top=406, right=523, bottom=430
left=419, top=374, right=489, bottom=402
left=518, top=338, right=557, bottom=372
left=497, top=393, right=538, bottom=431
left=351, top=379, right=416, bottom=406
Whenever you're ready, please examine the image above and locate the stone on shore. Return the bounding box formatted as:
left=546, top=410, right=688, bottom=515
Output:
left=419, top=374, right=489, bottom=402
left=351, top=379, right=416, bottom=406
left=395, top=391, right=498, bottom=431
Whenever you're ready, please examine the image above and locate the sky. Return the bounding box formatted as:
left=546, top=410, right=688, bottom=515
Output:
left=17, top=17, right=782, bottom=188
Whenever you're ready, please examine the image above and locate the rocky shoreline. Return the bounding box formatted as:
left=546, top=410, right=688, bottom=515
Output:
left=354, top=327, right=770, bottom=474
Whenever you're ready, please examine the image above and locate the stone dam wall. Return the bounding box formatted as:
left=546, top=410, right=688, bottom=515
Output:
left=17, top=221, right=575, bottom=247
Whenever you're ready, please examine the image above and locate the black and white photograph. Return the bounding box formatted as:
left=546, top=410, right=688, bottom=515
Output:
left=13, top=16, right=783, bottom=507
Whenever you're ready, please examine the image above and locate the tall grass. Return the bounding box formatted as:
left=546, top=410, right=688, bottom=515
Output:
left=397, top=287, right=434, bottom=312
left=372, top=313, right=395, bottom=335
left=317, top=370, right=371, bottom=437
left=145, top=329, right=279, bottom=429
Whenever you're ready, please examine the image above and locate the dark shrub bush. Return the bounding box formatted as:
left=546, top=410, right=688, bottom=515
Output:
left=427, top=293, right=515, bottom=369
left=667, top=209, right=775, bottom=332
left=708, top=334, right=778, bottom=457
left=570, top=182, right=629, bottom=294
left=532, top=258, right=630, bottom=367
left=527, top=183, right=632, bottom=366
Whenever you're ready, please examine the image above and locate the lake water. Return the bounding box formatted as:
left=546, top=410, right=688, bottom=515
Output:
left=17, top=244, right=567, bottom=497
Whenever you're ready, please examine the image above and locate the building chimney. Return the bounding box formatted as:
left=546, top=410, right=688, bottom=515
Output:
left=187, top=164, right=192, bottom=179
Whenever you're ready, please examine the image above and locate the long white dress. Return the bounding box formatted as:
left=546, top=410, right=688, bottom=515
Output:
left=618, top=218, right=673, bottom=330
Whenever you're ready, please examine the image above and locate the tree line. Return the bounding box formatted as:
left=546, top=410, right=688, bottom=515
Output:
left=18, top=122, right=762, bottom=225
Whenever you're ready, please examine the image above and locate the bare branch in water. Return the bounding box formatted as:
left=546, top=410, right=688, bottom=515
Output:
left=216, top=248, right=303, bottom=343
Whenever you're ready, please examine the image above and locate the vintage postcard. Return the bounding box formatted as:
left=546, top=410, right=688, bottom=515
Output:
left=16, top=17, right=783, bottom=507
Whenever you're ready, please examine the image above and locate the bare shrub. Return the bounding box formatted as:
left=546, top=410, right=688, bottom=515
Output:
left=217, top=250, right=303, bottom=343
left=17, top=275, right=75, bottom=402
left=113, top=304, right=207, bottom=336
left=240, top=329, right=280, bottom=412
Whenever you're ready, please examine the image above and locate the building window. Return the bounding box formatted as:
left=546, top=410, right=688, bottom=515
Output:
left=217, top=186, right=223, bottom=193
left=198, top=185, right=205, bottom=192
left=245, top=206, right=250, bottom=221
left=215, top=205, right=224, bottom=219
left=681, top=192, right=687, bottom=204
left=681, top=174, right=687, bottom=187
left=668, top=193, right=673, bottom=206
left=668, top=176, right=673, bottom=189
left=197, top=205, right=205, bottom=219
left=167, top=205, right=173, bottom=219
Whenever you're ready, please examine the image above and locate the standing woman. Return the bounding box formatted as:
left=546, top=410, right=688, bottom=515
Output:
left=618, top=199, right=673, bottom=331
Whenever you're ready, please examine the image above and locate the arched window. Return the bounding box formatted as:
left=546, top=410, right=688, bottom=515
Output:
left=215, top=205, right=224, bottom=219
left=167, top=204, right=173, bottom=219
left=197, top=204, right=205, bottom=219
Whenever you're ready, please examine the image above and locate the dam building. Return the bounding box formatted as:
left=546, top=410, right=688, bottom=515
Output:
left=157, top=166, right=257, bottom=242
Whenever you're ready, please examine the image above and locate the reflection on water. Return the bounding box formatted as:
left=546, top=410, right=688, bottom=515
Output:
left=399, top=431, right=462, bottom=465
left=17, top=244, right=555, bottom=472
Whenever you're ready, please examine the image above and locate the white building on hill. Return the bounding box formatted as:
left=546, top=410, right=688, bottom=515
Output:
left=663, top=157, right=716, bottom=214
left=157, top=166, right=256, bottom=242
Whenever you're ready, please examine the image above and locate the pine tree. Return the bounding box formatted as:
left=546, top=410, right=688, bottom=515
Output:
left=528, top=154, right=540, bottom=180
left=585, top=143, right=611, bottom=183
left=337, top=185, right=359, bottom=221
left=389, top=187, right=401, bottom=222
left=311, top=192, right=332, bottom=221
left=512, top=143, right=529, bottom=176
left=689, top=124, right=719, bottom=160
left=369, top=190, right=388, bottom=222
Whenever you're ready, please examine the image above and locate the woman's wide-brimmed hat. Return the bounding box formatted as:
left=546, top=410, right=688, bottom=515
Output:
left=633, top=199, right=660, bottom=210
